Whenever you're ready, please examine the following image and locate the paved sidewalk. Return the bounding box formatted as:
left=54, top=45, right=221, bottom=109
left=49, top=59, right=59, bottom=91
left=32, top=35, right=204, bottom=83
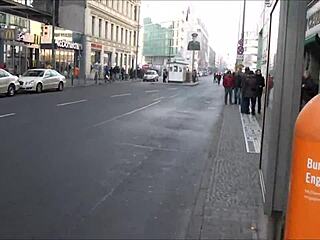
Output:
left=187, top=105, right=266, bottom=239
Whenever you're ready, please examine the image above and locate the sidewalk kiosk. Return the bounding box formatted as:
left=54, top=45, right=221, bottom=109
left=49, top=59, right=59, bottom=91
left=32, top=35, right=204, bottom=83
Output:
left=167, top=60, right=189, bottom=83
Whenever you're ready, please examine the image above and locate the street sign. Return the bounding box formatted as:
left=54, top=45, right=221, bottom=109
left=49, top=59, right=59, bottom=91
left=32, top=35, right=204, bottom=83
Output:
left=237, top=46, right=244, bottom=55
left=237, top=54, right=244, bottom=61
left=238, top=38, right=244, bottom=46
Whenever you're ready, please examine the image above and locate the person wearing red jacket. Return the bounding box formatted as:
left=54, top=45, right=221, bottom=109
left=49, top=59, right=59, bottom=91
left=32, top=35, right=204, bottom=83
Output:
left=223, top=70, right=235, bottom=105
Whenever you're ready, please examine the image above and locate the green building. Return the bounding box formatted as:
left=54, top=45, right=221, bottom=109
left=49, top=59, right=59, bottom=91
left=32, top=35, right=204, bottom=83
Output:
left=142, top=18, right=174, bottom=69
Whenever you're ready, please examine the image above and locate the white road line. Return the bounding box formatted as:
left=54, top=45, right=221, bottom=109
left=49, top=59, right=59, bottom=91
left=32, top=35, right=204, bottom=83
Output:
left=118, top=142, right=183, bottom=152
left=153, top=96, right=165, bottom=101
left=92, top=100, right=161, bottom=127
left=208, top=107, right=216, bottom=110
left=110, top=93, right=131, bottom=98
left=0, top=113, right=16, bottom=118
left=168, top=88, right=177, bottom=90
left=145, top=90, right=159, bottom=93
left=56, top=99, right=87, bottom=107
left=168, top=94, right=179, bottom=98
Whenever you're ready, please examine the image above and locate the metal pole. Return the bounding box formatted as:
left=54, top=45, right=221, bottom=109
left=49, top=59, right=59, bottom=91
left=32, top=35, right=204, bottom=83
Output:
left=191, top=50, right=195, bottom=82
left=240, top=0, right=246, bottom=67
left=51, top=0, right=56, bottom=69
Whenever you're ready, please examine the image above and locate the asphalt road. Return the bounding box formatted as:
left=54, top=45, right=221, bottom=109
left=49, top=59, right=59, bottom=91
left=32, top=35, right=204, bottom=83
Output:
left=0, top=76, right=224, bottom=239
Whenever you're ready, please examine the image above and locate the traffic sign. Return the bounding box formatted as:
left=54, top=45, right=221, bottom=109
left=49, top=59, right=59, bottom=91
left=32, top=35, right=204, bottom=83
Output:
left=238, top=38, right=244, bottom=46
left=237, top=46, right=244, bottom=55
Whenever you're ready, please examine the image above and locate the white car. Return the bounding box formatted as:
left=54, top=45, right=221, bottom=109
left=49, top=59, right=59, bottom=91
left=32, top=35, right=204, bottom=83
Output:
left=19, top=69, right=66, bottom=93
left=143, top=70, right=159, bottom=82
left=0, top=69, right=20, bottom=96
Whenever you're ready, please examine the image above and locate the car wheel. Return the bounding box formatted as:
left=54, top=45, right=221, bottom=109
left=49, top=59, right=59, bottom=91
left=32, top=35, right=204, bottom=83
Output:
left=36, top=83, right=43, bottom=93
left=7, top=84, right=15, bottom=96
left=57, top=82, right=64, bottom=91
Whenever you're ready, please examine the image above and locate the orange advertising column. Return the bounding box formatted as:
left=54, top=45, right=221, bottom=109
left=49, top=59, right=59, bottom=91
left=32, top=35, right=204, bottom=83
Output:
left=285, top=95, right=320, bottom=239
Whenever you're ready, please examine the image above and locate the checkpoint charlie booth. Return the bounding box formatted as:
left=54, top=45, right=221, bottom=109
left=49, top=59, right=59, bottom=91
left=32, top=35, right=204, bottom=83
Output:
left=167, top=60, right=189, bottom=83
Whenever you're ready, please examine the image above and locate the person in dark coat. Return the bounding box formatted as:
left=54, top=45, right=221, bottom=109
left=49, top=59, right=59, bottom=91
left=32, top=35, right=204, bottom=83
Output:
left=241, top=67, right=258, bottom=115
left=217, top=73, right=222, bottom=85
left=163, top=69, right=168, bottom=83
left=234, top=68, right=243, bottom=105
left=223, top=70, right=235, bottom=105
left=255, top=69, right=265, bottom=114
left=301, top=70, right=319, bottom=109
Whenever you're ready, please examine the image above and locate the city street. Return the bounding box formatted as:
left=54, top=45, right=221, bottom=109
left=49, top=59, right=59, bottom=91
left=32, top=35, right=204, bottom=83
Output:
left=0, top=76, right=225, bottom=239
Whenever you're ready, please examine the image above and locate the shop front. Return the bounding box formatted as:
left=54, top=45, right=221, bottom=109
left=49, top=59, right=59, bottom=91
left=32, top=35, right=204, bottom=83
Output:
left=91, top=43, right=102, bottom=65
left=40, top=39, right=82, bottom=75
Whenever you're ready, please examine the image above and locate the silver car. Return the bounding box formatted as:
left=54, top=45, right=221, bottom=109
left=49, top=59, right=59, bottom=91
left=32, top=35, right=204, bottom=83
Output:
left=0, top=69, right=20, bottom=96
left=143, top=70, right=159, bottom=82
left=19, top=69, right=66, bottom=93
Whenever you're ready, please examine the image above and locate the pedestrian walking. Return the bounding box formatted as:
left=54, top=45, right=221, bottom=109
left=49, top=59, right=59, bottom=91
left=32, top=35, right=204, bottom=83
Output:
left=255, top=69, right=265, bottom=114
left=121, top=67, right=125, bottom=80
left=241, top=67, right=258, bottom=115
left=163, top=69, right=168, bottom=83
left=223, top=70, right=235, bottom=105
left=234, top=68, right=242, bottom=105
left=192, top=69, right=197, bottom=82
left=217, top=73, right=222, bottom=85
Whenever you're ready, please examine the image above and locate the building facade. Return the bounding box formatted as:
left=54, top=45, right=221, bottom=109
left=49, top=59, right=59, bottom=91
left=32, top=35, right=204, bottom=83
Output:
left=50, top=0, right=141, bottom=78
left=243, top=31, right=258, bottom=71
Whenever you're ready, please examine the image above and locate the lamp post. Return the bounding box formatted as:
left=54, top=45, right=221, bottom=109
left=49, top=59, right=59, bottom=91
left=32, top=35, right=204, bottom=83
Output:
left=51, top=0, right=56, bottom=69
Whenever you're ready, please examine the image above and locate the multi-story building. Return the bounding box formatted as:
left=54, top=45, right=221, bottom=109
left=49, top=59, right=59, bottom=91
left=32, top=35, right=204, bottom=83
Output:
left=58, top=0, right=141, bottom=78
left=208, top=46, right=216, bottom=70
left=243, top=31, right=258, bottom=71
left=142, top=18, right=173, bottom=71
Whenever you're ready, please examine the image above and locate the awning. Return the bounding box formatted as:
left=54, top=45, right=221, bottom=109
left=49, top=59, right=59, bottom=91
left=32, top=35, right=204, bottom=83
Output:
left=305, top=33, right=320, bottom=46
left=0, top=0, right=52, bottom=24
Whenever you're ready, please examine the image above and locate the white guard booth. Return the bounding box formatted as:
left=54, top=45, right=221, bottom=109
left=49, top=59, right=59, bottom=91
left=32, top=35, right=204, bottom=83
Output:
left=168, top=60, right=189, bottom=83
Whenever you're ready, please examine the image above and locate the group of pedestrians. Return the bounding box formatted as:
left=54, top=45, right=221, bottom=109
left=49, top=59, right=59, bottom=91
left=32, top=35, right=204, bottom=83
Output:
left=222, top=67, right=265, bottom=115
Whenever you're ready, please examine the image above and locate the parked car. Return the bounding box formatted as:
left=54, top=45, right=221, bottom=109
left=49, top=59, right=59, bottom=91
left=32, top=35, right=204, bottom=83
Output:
left=19, top=69, right=66, bottom=93
left=143, top=70, right=159, bottom=82
left=0, top=69, right=20, bottom=96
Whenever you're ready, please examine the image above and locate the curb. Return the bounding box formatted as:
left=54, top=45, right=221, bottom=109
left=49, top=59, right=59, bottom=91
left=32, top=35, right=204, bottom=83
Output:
left=150, top=82, right=200, bottom=87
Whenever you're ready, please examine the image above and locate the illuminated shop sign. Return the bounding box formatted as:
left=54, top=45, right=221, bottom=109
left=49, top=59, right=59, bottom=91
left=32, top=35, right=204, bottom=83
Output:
left=55, top=39, right=82, bottom=50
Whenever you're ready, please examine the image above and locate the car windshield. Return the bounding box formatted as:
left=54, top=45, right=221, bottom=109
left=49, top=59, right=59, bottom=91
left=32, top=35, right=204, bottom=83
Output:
left=23, top=70, right=45, bottom=77
left=146, top=71, right=156, bottom=75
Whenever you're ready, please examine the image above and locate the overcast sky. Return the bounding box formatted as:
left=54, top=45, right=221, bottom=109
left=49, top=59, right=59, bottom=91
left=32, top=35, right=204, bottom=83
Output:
left=140, top=0, right=263, bottom=65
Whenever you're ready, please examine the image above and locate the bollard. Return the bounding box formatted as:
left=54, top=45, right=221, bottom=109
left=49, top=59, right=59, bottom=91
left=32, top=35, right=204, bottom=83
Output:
left=285, top=95, right=320, bottom=239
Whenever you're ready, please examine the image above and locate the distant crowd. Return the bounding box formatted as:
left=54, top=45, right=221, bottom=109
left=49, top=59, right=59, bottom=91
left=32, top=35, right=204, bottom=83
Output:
left=217, top=67, right=318, bottom=114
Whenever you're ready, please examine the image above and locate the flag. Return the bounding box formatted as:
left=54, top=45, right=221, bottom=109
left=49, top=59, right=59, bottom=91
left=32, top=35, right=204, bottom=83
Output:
left=186, top=6, right=190, bottom=21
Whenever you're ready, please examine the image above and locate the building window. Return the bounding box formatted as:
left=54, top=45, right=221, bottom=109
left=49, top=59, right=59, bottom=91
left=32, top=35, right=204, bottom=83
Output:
left=125, top=29, right=128, bottom=45
left=134, top=6, right=137, bottom=21
left=126, top=1, right=129, bottom=16
left=116, top=26, right=119, bottom=42
left=111, top=23, right=114, bottom=41
left=112, top=0, right=116, bottom=9
left=117, top=0, right=120, bottom=11
left=133, top=31, right=136, bottom=46
left=129, top=31, right=132, bottom=46
left=121, top=28, right=124, bottom=44
left=92, top=16, right=95, bottom=36
left=98, top=19, right=102, bottom=37
left=128, top=3, right=132, bottom=19
left=105, top=21, right=108, bottom=39
left=119, top=0, right=122, bottom=13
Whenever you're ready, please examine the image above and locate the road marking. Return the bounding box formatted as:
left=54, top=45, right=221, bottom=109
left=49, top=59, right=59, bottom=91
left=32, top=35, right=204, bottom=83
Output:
left=168, top=88, right=177, bottom=90
left=168, top=94, right=179, bottom=98
left=110, top=93, right=131, bottom=98
left=56, top=99, right=87, bottom=107
left=145, top=90, right=159, bottom=93
left=0, top=113, right=16, bottom=118
left=239, top=109, right=262, bottom=153
left=153, top=96, right=165, bottom=101
left=118, top=142, right=184, bottom=152
left=92, top=100, right=161, bottom=127
left=208, top=107, right=216, bottom=110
